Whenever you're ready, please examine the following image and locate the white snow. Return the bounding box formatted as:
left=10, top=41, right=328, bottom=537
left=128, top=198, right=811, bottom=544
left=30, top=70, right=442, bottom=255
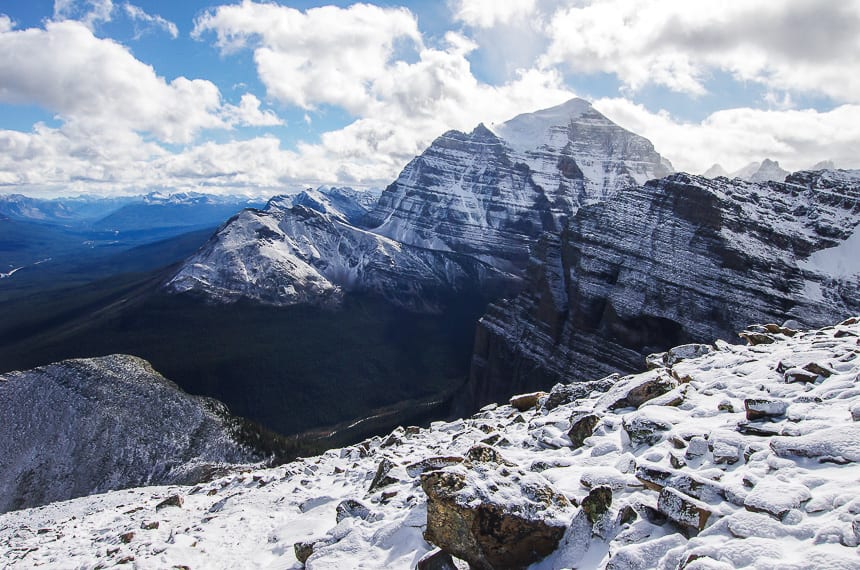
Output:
left=800, top=226, right=860, bottom=278
left=3, top=319, right=860, bottom=568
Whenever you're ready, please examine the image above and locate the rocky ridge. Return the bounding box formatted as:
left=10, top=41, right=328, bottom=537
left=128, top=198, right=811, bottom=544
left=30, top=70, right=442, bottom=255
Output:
left=167, top=99, right=672, bottom=309
left=367, top=98, right=672, bottom=271
left=3, top=318, right=859, bottom=569
left=0, top=355, right=264, bottom=514
left=166, top=193, right=513, bottom=311
left=470, top=169, right=860, bottom=405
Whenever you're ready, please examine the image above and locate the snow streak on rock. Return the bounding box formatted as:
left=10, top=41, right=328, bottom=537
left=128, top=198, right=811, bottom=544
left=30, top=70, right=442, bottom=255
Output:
left=471, top=169, right=860, bottom=404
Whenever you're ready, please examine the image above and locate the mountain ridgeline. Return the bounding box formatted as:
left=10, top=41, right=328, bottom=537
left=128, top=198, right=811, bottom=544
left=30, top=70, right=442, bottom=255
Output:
left=2, top=97, right=859, bottom=447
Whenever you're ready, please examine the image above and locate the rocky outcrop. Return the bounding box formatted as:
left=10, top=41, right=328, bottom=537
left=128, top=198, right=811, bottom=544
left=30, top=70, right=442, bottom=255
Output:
left=0, top=355, right=261, bottom=514
left=367, top=98, right=672, bottom=272
left=166, top=200, right=513, bottom=311
left=470, top=169, right=860, bottom=406
left=420, top=446, right=573, bottom=570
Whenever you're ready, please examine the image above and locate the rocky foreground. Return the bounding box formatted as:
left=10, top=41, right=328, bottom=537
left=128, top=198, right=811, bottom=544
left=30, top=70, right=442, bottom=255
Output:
left=3, top=319, right=860, bottom=569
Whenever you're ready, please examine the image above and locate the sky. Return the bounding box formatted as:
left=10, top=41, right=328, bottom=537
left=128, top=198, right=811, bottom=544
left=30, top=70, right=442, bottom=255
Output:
left=0, top=0, right=859, bottom=197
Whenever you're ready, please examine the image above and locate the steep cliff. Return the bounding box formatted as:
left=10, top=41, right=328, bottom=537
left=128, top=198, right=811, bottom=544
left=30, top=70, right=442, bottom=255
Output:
left=367, top=98, right=672, bottom=272
left=469, top=169, right=860, bottom=406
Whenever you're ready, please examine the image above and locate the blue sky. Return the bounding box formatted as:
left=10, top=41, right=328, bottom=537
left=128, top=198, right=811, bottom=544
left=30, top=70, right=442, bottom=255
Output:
left=0, top=0, right=858, bottom=196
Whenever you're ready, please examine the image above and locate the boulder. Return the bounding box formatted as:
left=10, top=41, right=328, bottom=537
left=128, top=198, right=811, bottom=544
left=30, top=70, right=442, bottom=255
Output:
left=510, top=392, right=546, bottom=411
left=415, top=548, right=458, bottom=570
left=581, top=485, right=612, bottom=524
left=466, top=444, right=514, bottom=466
left=605, top=534, right=687, bottom=570
left=622, top=412, right=673, bottom=446
left=406, top=457, right=465, bottom=478
left=657, top=487, right=711, bottom=531
left=369, top=458, right=398, bottom=492
left=568, top=412, right=600, bottom=449
left=155, top=495, right=183, bottom=511
left=596, top=371, right=677, bottom=411
left=335, top=499, right=371, bottom=524
left=744, top=398, right=788, bottom=421
left=294, top=540, right=315, bottom=564
left=666, top=344, right=713, bottom=366
left=544, top=376, right=618, bottom=410
left=421, top=462, right=572, bottom=570
left=743, top=480, right=811, bottom=519
left=770, top=425, right=860, bottom=463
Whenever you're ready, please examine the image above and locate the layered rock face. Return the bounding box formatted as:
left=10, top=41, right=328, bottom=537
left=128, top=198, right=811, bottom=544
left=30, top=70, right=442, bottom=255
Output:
left=470, top=169, right=860, bottom=406
left=367, top=98, right=672, bottom=271
left=166, top=198, right=512, bottom=311
left=0, top=355, right=260, bottom=513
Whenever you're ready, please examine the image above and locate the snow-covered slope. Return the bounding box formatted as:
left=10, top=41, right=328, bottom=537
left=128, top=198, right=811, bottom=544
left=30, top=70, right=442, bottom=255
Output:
left=0, top=355, right=263, bottom=514
left=470, top=169, right=860, bottom=405
left=166, top=200, right=513, bottom=310
left=367, top=98, right=672, bottom=271
left=291, top=186, right=381, bottom=226
left=3, top=318, right=859, bottom=569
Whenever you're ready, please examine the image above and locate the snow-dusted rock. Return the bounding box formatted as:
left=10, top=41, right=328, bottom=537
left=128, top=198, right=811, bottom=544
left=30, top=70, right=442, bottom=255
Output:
left=420, top=458, right=573, bottom=570
left=470, top=169, right=860, bottom=404
left=0, top=355, right=261, bottom=514
left=367, top=98, right=671, bottom=272
left=3, top=319, right=860, bottom=569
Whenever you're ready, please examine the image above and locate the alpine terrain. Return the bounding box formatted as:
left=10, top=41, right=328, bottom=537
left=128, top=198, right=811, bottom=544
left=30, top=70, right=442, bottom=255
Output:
left=3, top=318, right=859, bottom=568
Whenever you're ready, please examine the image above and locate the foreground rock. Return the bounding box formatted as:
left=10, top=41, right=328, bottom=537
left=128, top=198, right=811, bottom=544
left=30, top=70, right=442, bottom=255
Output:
left=2, top=319, right=859, bottom=569
left=421, top=447, right=573, bottom=569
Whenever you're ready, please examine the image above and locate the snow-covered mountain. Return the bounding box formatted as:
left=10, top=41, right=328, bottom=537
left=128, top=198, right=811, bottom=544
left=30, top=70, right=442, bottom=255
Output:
left=3, top=318, right=859, bottom=569
left=470, top=169, right=860, bottom=406
left=367, top=98, right=672, bottom=271
left=0, top=355, right=266, bottom=514
left=703, top=159, right=789, bottom=183
left=166, top=197, right=513, bottom=311
left=291, top=186, right=382, bottom=226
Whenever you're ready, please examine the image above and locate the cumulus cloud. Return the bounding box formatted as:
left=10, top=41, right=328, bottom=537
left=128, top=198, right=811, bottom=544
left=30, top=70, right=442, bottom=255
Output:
left=193, top=2, right=423, bottom=113
left=123, top=3, right=178, bottom=39
left=450, top=0, right=537, bottom=28
left=192, top=2, right=573, bottom=185
left=223, top=94, right=283, bottom=127
left=0, top=21, right=228, bottom=143
left=53, top=0, right=114, bottom=29
left=541, top=0, right=860, bottom=102
left=594, top=98, right=860, bottom=174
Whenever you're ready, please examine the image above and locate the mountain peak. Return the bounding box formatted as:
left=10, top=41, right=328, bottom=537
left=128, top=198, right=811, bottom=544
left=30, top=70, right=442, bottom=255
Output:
left=490, top=98, right=593, bottom=153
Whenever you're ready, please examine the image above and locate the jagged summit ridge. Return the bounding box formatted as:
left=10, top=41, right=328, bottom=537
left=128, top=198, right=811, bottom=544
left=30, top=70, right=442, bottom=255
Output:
left=367, top=98, right=673, bottom=271
left=166, top=194, right=512, bottom=310
left=3, top=318, right=859, bottom=568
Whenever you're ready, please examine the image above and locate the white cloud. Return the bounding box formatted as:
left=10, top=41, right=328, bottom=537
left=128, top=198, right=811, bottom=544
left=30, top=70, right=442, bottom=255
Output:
left=450, top=0, right=537, bottom=28
left=594, top=98, right=860, bottom=174
left=192, top=2, right=573, bottom=187
left=0, top=15, right=13, bottom=33
left=542, top=0, right=860, bottom=103
left=53, top=0, right=114, bottom=29
left=123, top=3, right=178, bottom=39
left=193, top=2, right=423, bottom=113
left=223, top=94, right=283, bottom=127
